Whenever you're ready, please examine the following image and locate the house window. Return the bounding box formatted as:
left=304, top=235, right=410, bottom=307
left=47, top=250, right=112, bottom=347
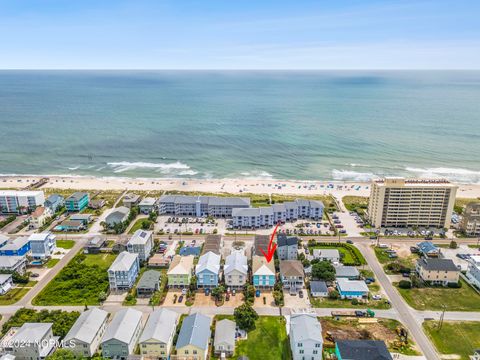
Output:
left=298, top=343, right=303, bottom=347
left=299, top=349, right=304, bottom=354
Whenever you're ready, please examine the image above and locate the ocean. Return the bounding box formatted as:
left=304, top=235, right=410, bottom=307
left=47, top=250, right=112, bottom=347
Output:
left=1, top=70, right=480, bottom=184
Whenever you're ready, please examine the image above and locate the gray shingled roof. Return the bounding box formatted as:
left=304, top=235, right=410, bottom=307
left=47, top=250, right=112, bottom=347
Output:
left=417, top=257, right=459, bottom=272
left=137, top=270, right=161, bottom=290
left=64, top=308, right=109, bottom=344
left=336, top=340, right=392, bottom=360
left=335, top=266, right=360, bottom=278
left=139, top=309, right=179, bottom=344
left=176, top=313, right=211, bottom=350
left=277, top=234, right=298, bottom=247
left=214, top=319, right=236, bottom=348
left=102, top=308, right=142, bottom=344
left=310, top=280, right=328, bottom=293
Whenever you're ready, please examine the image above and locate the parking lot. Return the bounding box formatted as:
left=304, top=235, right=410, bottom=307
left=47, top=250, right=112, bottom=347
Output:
left=156, top=215, right=226, bottom=235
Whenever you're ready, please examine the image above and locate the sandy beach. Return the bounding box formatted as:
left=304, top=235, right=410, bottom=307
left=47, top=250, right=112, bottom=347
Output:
left=1, top=175, right=480, bottom=199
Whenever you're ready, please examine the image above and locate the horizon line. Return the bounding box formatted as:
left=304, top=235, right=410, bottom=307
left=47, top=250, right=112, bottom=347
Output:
left=1, top=68, right=480, bottom=71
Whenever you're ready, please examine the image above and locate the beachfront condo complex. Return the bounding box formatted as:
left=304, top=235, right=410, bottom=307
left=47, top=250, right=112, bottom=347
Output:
left=0, top=190, right=45, bottom=214
left=367, top=178, right=457, bottom=229
left=158, top=195, right=250, bottom=217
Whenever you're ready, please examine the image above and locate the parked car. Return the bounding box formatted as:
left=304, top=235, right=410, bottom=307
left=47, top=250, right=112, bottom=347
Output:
left=299, top=290, right=304, bottom=298
left=178, top=295, right=183, bottom=303
left=182, top=288, right=187, bottom=295
left=346, top=239, right=353, bottom=244
left=255, top=290, right=261, bottom=297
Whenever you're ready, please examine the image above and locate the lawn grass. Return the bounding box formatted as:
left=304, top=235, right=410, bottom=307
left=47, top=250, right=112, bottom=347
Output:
left=234, top=316, right=291, bottom=360
left=128, top=217, right=150, bottom=234
left=56, top=239, right=75, bottom=249
left=423, top=320, right=480, bottom=360
left=0, top=288, right=30, bottom=305
left=45, top=258, right=60, bottom=268
left=33, top=252, right=117, bottom=305
left=396, top=279, right=480, bottom=311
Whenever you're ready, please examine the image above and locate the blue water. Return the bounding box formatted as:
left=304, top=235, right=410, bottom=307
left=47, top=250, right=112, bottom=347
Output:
left=1, top=70, right=479, bottom=183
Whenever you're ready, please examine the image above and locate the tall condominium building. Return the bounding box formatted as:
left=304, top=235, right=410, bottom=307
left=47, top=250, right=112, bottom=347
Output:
left=0, top=190, right=45, bottom=214
left=460, top=202, right=480, bottom=236
left=367, top=178, right=457, bottom=229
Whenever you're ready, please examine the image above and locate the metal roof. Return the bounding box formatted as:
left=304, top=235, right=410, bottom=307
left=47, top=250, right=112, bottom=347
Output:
left=176, top=313, right=211, bottom=350
left=139, top=308, right=178, bottom=344
left=108, top=251, right=138, bottom=272
left=335, top=265, right=360, bottom=278
left=11, top=323, right=53, bottom=343
left=128, top=229, right=152, bottom=245
left=64, top=308, right=109, bottom=344
left=290, top=314, right=322, bottom=343
left=277, top=234, right=298, bottom=247
left=336, top=278, right=369, bottom=293
left=102, top=308, right=142, bottom=344
left=224, top=250, right=248, bottom=276
left=196, top=251, right=221, bottom=275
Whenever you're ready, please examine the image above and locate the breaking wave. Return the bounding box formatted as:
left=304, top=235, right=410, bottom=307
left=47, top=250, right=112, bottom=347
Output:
left=405, top=167, right=480, bottom=184
left=107, top=161, right=197, bottom=175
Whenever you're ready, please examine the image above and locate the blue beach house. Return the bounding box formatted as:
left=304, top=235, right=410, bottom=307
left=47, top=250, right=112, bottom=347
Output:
left=0, top=237, right=31, bottom=256
left=65, top=192, right=89, bottom=212
left=252, top=255, right=276, bottom=288
left=44, top=194, right=64, bottom=213
left=195, top=251, right=221, bottom=288
left=108, top=251, right=140, bottom=291
left=336, top=278, right=369, bottom=299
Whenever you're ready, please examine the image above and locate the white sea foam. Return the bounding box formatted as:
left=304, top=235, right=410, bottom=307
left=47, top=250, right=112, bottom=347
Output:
left=240, top=170, right=273, bottom=179
left=331, top=169, right=376, bottom=182
left=405, top=167, right=480, bottom=184
left=107, top=161, right=193, bottom=174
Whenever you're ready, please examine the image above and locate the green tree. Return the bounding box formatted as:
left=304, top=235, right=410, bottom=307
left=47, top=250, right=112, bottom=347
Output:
left=328, top=290, right=340, bottom=299
left=47, top=349, right=85, bottom=359
left=212, top=285, right=225, bottom=301
left=311, top=261, right=336, bottom=281
left=234, top=303, right=258, bottom=332
left=449, top=240, right=458, bottom=249
left=244, top=284, right=256, bottom=304
left=273, top=290, right=284, bottom=306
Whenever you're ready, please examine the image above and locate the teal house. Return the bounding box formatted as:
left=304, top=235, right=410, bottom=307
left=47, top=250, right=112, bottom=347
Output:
left=252, top=255, right=276, bottom=288
left=65, top=192, right=89, bottom=212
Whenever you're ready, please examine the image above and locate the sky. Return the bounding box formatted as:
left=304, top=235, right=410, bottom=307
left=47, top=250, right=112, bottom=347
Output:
left=0, top=0, right=479, bottom=69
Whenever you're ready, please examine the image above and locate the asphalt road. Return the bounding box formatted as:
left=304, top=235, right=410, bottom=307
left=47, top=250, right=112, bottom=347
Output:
left=358, top=243, right=440, bottom=360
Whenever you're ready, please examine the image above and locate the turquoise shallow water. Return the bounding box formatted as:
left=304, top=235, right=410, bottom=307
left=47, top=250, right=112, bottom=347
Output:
left=0, top=70, right=479, bottom=183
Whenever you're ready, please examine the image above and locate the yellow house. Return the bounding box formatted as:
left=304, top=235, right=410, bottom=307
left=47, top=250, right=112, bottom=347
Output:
left=167, top=255, right=194, bottom=288
left=416, top=257, right=460, bottom=286
left=139, top=308, right=179, bottom=358
left=30, top=206, right=53, bottom=228
left=175, top=313, right=211, bottom=360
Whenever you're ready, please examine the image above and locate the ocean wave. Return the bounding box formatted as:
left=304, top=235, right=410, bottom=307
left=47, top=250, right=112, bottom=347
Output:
left=405, top=167, right=480, bottom=184
left=107, top=161, right=193, bottom=174
left=331, top=169, right=376, bottom=182
left=240, top=170, right=273, bottom=179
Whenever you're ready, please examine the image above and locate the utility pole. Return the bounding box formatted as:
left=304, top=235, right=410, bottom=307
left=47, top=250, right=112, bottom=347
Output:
left=438, top=304, right=447, bottom=331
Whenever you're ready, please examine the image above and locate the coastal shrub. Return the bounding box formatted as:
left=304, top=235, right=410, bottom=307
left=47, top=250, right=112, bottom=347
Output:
left=447, top=281, right=462, bottom=288
left=32, top=253, right=113, bottom=306
left=399, top=280, right=412, bottom=289
left=2, top=308, right=79, bottom=338
left=329, top=290, right=340, bottom=299
left=351, top=298, right=359, bottom=305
